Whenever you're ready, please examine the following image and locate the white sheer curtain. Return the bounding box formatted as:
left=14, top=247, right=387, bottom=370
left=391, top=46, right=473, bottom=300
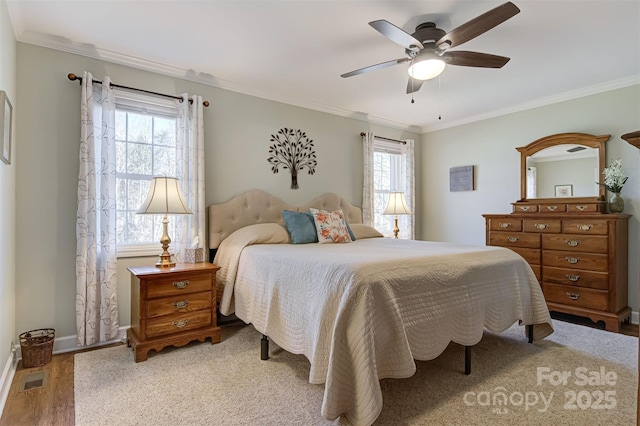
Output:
left=76, top=71, right=119, bottom=346
left=361, top=132, right=375, bottom=226
left=400, top=139, right=415, bottom=240
left=173, top=94, right=206, bottom=261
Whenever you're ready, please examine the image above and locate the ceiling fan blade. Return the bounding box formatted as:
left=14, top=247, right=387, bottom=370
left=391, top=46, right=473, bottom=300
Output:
left=341, top=58, right=409, bottom=78
left=443, top=51, right=510, bottom=68
left=436, top=2, right=520, bottom=50
left=369, top=20, right=424, bottom=50
left=406, top=77, right=424, bottom=94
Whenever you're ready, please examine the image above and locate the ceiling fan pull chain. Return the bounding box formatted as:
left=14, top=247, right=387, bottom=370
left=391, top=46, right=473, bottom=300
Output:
left=438, top=75, right=442, bottom=120
left=411, top=77, right=415, bottom=104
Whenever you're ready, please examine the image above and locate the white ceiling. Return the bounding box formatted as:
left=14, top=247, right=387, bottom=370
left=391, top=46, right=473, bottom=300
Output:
left=6, top=0, right=640, bottom=133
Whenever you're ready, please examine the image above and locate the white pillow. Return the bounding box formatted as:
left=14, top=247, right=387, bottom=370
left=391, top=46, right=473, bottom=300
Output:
left=310, top=208, right=352, bottom=244
left=349, top=224, right=384, bottom=239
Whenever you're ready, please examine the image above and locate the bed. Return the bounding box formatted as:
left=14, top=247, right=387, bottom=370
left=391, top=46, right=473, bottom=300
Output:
left=209, top=189, right=554, bottom=425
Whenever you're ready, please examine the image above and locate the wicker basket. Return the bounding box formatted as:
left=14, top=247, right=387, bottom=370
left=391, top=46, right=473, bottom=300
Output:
left=19, top=328, right=55, bottom=368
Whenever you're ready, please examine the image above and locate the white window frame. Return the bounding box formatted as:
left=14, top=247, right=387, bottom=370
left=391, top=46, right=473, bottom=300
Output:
left=372, top=139, right=412, bottom=238
left=114, top=91, right=181, bottom=258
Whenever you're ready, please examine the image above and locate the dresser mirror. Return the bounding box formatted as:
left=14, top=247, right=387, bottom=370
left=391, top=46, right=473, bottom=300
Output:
left=516, top=133, right=609, bottom=202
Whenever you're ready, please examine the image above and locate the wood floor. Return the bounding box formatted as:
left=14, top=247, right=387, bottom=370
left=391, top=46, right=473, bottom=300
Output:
left=1, top=316, right=637, bottom=426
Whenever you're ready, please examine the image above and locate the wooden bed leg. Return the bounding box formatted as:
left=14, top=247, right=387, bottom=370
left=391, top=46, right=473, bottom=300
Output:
left=464, top=346, right=471, bottom=375
left=527, top=324, right=534, bottom=343
left=261, top=334, right=270, bottom=360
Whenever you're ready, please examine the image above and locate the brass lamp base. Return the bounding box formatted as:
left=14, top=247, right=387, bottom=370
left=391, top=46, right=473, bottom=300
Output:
left=392, top=215, right=400, bottom=239
left=155, top=213, right=176, bottom=268
left=155, top=252, right=175, bottom=268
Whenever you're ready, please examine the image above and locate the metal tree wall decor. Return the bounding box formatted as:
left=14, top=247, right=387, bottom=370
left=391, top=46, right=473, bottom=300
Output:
left=267, top=128, right=317, bottom=189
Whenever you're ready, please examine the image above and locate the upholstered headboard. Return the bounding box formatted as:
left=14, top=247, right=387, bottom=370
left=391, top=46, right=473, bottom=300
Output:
left=208, top=189, right=362, bottom=249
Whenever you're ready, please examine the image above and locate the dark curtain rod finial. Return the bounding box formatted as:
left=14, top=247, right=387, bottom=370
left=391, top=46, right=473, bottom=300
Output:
left=67, top=72, right=209, bottom=107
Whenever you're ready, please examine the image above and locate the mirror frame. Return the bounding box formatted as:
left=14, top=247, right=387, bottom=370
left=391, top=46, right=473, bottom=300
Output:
left=516, top=132, right=609, bottom=202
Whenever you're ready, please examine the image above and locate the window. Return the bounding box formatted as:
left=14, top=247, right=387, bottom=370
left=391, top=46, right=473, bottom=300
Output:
left=114, top=92, right=180, bottom=256
left=371, top=139, right=413, bottom=238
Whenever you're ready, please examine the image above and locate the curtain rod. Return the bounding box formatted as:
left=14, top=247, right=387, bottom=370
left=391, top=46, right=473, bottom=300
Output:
left=67, top=73, right=209, bottom=107
left=360, top=132, right=406, bottom=145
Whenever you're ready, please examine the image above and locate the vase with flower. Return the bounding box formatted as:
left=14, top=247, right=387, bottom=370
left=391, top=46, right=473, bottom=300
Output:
left=597, top=159, right=628, bottom=213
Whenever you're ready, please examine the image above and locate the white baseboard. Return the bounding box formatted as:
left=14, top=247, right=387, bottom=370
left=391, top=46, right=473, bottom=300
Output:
left=632, top=310, right=639, bottom=325
left=0, top=347, right=17, bottom=420
left=15, top=326, right=129, bottom=360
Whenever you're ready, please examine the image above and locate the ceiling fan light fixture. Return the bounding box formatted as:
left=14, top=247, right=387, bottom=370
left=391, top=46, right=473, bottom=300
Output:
left=408, top=58, right=446, bottom=80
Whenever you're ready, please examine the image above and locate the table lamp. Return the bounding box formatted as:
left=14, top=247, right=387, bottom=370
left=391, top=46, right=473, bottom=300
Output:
left=383, top=192, right=411, bottom=239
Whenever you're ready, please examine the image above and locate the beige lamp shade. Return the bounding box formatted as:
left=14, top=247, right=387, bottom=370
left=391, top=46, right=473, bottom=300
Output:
left=137, top=176, right=192, bottom=215
left=383, top=192, right=411, bottom=215
left=137, top=176, right=192, bottom=267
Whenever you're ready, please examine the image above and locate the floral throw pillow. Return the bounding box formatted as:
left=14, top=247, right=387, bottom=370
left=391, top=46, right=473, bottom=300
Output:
left=310, top=208, right=353, bottom=244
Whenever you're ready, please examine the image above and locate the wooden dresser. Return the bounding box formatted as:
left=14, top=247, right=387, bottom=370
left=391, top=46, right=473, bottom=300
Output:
left=483, top=211, right=630, bottom=332
left=127, top=263, right=221, bottom=362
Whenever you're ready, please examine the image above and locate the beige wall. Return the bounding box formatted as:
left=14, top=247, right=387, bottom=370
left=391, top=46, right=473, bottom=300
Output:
left=14, top=43, right=421, bottom=339
left=420, top=85, right=640, bottom=312
left=0, top=0, right=17, bottom=380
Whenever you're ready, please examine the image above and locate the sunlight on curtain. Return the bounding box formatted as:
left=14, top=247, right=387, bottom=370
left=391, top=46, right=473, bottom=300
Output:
left=362, top=132, right=375, bottom=226
left=172, top=94, right=206, bottom=262
left=76, top=72, right=119, bottom=345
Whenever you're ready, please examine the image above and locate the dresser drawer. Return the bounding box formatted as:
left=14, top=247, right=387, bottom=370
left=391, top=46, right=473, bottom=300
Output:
left=562, top=219, right=608, bottom=235
left=508, top=247, right=541, bottom=265
left=523, top=219, right=561, bottom=233
left=542, top=250, right=608, bottom=272
left=539, top=203, right=566, bottom=213
left=542, top=234, right=608, bottom=253
left=543, top=283, right=608, bottom=311
left=513, top=204, right=538, bottom=213
left=543, top=267, right=608, bottom=290
left=489, top=218, right=522, bottom=232
left=145, top=311, right=212, bottom=339
left=146, top=273, right=213, bottom=299
left=146, top=291, right=213, bottom=319
left=567, top=203, right=602, bottom=213
left=489, top=232, right=540, bottom=248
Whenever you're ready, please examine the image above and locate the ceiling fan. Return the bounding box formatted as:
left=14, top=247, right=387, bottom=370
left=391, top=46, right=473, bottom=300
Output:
left=341, top=2, right=520, bottom=94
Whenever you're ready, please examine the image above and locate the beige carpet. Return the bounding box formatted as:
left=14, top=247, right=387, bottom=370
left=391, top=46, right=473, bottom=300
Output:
left=75, top=320, right=637, bottom=425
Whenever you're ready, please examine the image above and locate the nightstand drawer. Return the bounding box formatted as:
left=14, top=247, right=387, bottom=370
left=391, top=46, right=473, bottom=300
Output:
left=543, top=267, right=608, bottom=290
left=145, top=311, right=212, bottom=339
left=146, top=273, right=213, bottom=299
left=543, top=250, right=608, bottom=272
left=146, top=291, right=213, bottom=319
left=542, top=234, right=608, bottom=253
left=543, top=283, right=608, bottom=311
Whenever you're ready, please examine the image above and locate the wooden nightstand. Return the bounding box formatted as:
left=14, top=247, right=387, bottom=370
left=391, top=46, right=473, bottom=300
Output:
left=126, top=263, right=221, bottom=362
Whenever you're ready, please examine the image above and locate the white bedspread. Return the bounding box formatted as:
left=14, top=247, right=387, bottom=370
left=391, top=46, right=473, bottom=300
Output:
left=215, top=230, right=553, bottom=425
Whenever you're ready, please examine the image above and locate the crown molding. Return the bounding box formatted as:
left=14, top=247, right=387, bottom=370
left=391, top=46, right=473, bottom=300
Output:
left=422, top=75, right=640, bottom=134
left=17, top=31, right=421, bottom=134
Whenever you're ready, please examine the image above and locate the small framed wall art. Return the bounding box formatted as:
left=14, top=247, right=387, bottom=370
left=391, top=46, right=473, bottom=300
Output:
left=0, top=90, right=12, bottom=165
left=554, top=184, right=573, bottom=197
left=449, top=165, right=474, bottom=192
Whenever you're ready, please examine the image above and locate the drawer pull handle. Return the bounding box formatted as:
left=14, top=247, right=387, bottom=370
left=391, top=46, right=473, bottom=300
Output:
left=565, top=274, right=580, bottom=282
left=519, top=206, right=531, bottom=212
left=172, top=280, right=189, bottom=289
left=576, top=205, right=587, bottom=211
left=576, top=224, right=593, bottom=231
left=565, top=239, right=580, bottom=247
left=499, top=222, right=511, bottom=229
left=173, top=319, right=189, bottom=328
left=173, top=300, right=189, bottom=309
left=534, top=223, right=548, bottom=230
left=546, top=206, right=558, bottom=211
left=566, top=292, right=581, bottom=300
left=507, top=237, right=519, bottom=243
left=565, top=256, right=580, bottom=264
